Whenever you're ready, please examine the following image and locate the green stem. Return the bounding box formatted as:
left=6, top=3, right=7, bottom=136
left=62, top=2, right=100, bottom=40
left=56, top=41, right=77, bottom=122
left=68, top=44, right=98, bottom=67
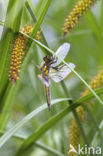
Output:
left=83, top=105, right=102, bottom=144
left=61, top=81, right=89, bottom=146
left=25, top=1, right=37, bottom=23
left=27, top=0, right=52, bottom=48
left=25, top=1, right=49, bottom=52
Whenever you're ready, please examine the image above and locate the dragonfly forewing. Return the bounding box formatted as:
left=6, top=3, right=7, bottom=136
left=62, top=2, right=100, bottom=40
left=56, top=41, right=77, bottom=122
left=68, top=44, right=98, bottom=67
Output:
left=52, top=43, right=70, bottom=67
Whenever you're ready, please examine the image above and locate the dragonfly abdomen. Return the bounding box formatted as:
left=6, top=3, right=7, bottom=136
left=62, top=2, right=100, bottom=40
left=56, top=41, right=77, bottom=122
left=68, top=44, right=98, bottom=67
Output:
left=44, top=85, right=51, bottom=110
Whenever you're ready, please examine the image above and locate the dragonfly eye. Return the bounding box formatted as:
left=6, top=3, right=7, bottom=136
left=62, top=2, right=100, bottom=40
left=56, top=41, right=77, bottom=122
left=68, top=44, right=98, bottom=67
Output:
left=43, top=55, right=53, bottom=63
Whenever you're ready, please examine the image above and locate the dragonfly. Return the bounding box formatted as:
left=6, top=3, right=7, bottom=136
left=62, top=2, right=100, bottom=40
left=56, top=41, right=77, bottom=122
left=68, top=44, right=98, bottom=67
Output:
left=38, top=43, right=75, bottom=110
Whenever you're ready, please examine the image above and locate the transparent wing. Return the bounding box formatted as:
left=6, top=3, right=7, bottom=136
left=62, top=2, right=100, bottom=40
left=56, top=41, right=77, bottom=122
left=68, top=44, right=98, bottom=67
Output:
left=50, top=63, right=75, bottom=83
left=52, top=43, right=70, bottom=67
left=38, top=74, right=50, bottom=87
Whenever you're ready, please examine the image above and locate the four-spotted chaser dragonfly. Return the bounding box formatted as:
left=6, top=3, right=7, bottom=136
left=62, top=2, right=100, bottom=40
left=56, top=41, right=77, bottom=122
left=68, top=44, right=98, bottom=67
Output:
left=38, top=43, right=75, bottom=110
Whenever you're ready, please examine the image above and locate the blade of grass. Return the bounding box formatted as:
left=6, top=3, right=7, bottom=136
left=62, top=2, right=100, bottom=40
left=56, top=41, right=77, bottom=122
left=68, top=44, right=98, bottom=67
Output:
left=61, top=81, right=89, bottom=146
left=25, top=2, right=49, bottom=56
left=0, top=0, right=52, bottom=131
left=20, top=32, right=103, bottom=106
left=32, top=142, right=65, bottom=156
left=15, top=89, right=103, bottom=155
left=15, top=106, right=80, bottom=155
left=0, top=132, right=65, bottom=156
left=0, top=0, right=25, bottom=96
left=25, top=1, right=36, bottom=23
left=91, top=118, right=103, bottom=147
left=25, top=1, right=48, bottom=47
left=0, top=98, right=71, bottom=147
left=0, top=87, right=103, bottom=150
left=83, top=105, right=102, bottom=144
left=88, top=106, right=103, bottom=145
left=27, top=0, right=52, bottom=47
left=0, top=0, right=25, bottom=130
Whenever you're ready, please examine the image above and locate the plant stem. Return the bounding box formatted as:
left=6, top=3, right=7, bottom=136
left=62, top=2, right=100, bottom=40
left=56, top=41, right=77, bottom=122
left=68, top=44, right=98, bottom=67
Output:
left=61, top=81, right=89, bottom=146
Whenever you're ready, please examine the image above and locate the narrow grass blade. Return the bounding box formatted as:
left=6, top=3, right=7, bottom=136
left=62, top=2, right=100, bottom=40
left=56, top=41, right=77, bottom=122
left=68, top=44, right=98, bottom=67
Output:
left=15, top=106, right=79, bottom=155
left=27, top=0, right=52, bottom=47
left=0, top=0, right=25, bottom=96
left=0, top=0, right=25, bottom=131
left=0, top=87, right=103, bottom=150
left=0, top=131, right=64, bottom=156
left=25, top=1, right=49, bottom=54
left=84, top=105, right=102, bottom=142
left=0, top=98, right=70, bottom=148
left=0, top=0, right=52, bottom=131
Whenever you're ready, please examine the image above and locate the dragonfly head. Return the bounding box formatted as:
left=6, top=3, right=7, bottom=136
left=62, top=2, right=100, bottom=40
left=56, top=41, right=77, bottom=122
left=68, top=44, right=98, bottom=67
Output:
left=43, top=55, right=54, bottom=64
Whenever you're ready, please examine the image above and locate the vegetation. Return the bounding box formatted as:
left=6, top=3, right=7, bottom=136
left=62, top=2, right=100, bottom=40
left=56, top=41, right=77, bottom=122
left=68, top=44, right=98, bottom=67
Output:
left=0, top=0, right=103, bottom=156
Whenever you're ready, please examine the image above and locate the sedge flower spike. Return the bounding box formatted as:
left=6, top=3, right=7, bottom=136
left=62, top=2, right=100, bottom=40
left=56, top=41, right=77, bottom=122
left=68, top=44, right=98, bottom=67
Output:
left=9, top=25, right=41, bottom=84
left=63, top=0, right=97, bottom=35
left=68, top=70, right=103, bottom=156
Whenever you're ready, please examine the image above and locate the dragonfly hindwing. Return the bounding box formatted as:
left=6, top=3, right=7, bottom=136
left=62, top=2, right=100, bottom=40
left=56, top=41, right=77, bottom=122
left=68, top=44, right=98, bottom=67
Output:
left=50, top=63, right=75, bottom=83
left=38, top=74, right=50, bottom=87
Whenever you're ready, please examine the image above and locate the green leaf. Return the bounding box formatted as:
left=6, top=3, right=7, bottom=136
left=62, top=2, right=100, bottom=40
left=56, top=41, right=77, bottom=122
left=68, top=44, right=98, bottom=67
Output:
left=15, top=87, right=103, bottom=155
left=0, top=131, right=64, bottom=156
left=27, top=0, right=52, bottom=47
left=0, top=0, right=25, bottom=130
left=0, top=0, right=52, bottom=131
left=0, top=0, right=25, bottom=96
left=0, top=87, right=102, bottom=153
left=0, top=98, right=71, bottom=147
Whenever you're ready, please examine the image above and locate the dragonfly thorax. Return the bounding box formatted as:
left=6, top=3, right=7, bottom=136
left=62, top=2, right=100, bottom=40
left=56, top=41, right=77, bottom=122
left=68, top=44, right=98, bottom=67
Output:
left=41, top=55, right=56, bottom=76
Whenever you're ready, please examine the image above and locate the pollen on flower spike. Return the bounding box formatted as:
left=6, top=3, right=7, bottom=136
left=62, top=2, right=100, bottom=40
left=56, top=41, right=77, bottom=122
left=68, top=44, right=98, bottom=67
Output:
left=63, top=0, right=97, bottom=35
left=9, top=25, right=41, bottom=84
left=68, top=70, right=103, bottom=156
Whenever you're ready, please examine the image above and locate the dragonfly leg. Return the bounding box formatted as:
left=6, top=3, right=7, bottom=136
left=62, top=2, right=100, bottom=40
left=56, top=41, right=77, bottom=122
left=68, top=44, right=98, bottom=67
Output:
left=52, top=64, right=65, bottom=71
left=52, top=66, right=60, bottom=71
left=47, top=57, right=58, bottom=67
left=52, top=57, right=58, bottom=64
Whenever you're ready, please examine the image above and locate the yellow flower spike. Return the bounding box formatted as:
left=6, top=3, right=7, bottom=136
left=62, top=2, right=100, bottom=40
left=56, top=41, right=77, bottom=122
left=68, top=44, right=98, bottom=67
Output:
left=9, top=25, right=41, bottom=84
left=63, top=0, right=97, bottom=35
left=68, top=70, right=103, bottom=156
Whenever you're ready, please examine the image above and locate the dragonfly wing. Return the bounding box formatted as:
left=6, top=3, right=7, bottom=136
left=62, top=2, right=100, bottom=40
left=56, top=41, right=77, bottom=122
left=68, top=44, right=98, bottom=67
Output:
left=50, top=63, right=75, bottom=83
left=52, top=43, right=70, bottom=67
left=38, top=74, right=49, bottom=87
left=44, top=85, right=51, bottom=110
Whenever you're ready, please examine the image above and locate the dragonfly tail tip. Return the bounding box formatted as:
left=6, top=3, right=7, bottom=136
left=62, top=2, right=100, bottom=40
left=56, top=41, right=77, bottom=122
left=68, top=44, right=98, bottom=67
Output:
left=48, top=105, right=51, bottom=111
